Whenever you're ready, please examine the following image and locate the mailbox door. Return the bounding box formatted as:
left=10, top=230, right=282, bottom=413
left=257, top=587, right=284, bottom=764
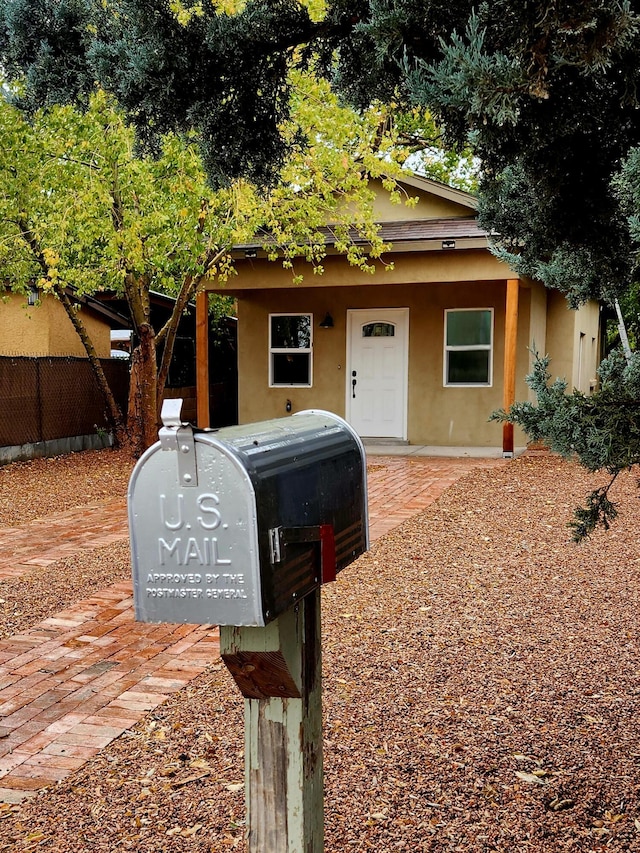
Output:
left=129, top=436, right=265, bottom=627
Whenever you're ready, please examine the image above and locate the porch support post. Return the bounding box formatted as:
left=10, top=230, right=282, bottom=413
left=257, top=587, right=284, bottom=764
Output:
left=196, top=289, right=210, bottom=428
left=502, top=278, right=519, bottom=457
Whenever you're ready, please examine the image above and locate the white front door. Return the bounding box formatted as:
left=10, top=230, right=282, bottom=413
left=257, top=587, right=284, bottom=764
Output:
left=346, top=308, right=409, bottom=439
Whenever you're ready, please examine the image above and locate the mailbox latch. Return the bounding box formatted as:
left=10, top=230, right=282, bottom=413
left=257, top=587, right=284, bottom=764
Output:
left=269, top=524, right=337, bottom=584
left=158, top=398, right=198, bottom=488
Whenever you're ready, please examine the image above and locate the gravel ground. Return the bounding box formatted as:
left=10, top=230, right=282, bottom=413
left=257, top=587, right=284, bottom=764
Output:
left=1, top=451, right=640, bottom=851
left=0, top=541, right=131, bottom=641
left=0, top=449, right=132, bottom=527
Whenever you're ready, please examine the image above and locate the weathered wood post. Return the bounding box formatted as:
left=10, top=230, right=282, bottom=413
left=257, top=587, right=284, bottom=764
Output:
left=128, top=404, right=368, bottom=853
left=221, top=589, right=323, bottom=852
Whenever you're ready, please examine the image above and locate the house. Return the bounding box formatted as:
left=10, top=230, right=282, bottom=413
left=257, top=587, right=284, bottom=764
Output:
left=197, top=174, right=603, bottom=454
left=0, top=287, right=127, bottom=357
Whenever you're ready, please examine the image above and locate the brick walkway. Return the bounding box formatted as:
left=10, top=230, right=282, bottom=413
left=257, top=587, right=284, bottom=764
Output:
left=0, top=453, right=503, bottom=803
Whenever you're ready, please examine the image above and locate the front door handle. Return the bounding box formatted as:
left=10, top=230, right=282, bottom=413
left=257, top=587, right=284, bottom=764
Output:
left=352, top=377, right=357, bottom=398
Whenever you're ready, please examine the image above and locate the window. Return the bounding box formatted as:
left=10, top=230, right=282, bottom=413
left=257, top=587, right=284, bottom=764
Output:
left=269, top=314, right=312, bottom=386
left=362, top=322, right=395, bottom=337
left=444, top=309, right=493, bottom=386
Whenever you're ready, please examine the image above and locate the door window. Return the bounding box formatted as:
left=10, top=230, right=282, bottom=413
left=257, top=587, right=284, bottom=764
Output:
left=362, top=322, right=395, bottom=337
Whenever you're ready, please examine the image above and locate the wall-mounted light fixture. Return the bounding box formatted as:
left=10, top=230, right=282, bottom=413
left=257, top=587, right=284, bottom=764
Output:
left=441, top=240, right=456, bottom=250
left=319, top=312, right=334, bottom=328
left=27, top=284, right=39, bottom=306
left=244, top=248, right=257, bottom=259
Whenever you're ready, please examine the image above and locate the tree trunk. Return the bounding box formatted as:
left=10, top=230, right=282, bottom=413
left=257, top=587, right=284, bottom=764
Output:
left=54, top=284, right=128, bottom=448
left=18, top=218, right=128, bottom=449
left=155, top=274, right=198, bottom=421
left=127, top=323, right=159, bottom=457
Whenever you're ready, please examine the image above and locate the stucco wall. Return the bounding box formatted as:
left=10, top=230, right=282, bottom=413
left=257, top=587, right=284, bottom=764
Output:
left=370, top=179, right=475, bottom=222
left=544, top=290, right=577, bottom=387
left=572, top=300, right=601, bottom=393
left=236, top=280, right=531, bottom=447
left=221, top=249, right=509, bottom=293
left=0, top=292, right=111, bottom=357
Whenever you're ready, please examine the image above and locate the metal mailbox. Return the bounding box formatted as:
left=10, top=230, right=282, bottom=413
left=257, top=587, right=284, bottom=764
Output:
left=128, top=404, right=368, bottom=627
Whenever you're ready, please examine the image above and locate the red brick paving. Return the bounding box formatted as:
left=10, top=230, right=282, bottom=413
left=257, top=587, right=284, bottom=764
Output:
left=366, top=455, right=504, bottom=540
left=0, top=453, right=504, bottom=801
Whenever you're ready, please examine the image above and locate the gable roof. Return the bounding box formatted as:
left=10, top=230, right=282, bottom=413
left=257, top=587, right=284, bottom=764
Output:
left=233, top=172, right=484, bottom=258
left=394, top=173, right=478, bottom=212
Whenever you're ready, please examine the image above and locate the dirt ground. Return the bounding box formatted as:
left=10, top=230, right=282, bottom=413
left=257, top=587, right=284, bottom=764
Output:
left=1, top=449, right=640, bottom=851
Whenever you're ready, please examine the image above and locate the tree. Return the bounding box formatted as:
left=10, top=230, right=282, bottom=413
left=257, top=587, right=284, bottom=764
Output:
left=491, top=351, right=640, bottom=539
left=0, top=71, right=412, bottom=454
left=14, top=0, right=638, bottom=490
left=0, top=90, right=241, bottom=453
left=0, top=1, right=476, bottom=187
left=372, top=0, right=640, bottom=536
left=4, top=1, right=634, bottom=301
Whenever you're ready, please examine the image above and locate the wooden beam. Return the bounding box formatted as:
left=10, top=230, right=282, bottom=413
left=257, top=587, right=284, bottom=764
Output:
left=220, top=591, right=324, bottom=852
left=196, top=289, right=210, bottom=428
left=503, top=278, right=520, bottom=456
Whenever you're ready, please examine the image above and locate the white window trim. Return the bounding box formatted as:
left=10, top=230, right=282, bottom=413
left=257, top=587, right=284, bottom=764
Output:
left=443, top=308, right=494, bottom=387
left=269, top=312, right=313, bottom=388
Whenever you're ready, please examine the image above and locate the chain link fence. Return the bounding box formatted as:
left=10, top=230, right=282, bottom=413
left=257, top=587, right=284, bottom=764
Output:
left=0, top=356, right=129, bottom=448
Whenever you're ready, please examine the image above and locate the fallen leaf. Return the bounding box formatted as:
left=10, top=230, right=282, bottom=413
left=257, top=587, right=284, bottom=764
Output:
left=171, top=771, right=211, bottom=788
left=225, top=782, right=244, bottom=793
left=582, top=714, right=603, bottom=724
left=549, top=798, right=575, bottom=812
left=515, top=771, right=547, bottom=785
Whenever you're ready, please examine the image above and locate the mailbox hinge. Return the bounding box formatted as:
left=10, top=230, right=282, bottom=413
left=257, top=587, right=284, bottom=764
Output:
left=158, top=398, right=198, bottom=488
left=269, top=524, right=337, bottom=584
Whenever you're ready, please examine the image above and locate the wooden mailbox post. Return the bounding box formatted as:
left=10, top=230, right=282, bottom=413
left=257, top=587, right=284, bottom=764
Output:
left=128, top=403, right=368, bottom=852
left=221, top=590, right=323, bottom=851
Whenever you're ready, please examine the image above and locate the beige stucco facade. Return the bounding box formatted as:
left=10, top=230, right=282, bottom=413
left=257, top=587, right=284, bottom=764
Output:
left=0, top=292, right=111, bottom=358
left=204, top=175, right=603, bottom=449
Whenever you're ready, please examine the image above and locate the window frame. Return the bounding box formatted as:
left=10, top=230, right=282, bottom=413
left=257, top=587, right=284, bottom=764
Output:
left=443, top=308, right=494, bottom=387
left=268, top=312, right=313, bottom=388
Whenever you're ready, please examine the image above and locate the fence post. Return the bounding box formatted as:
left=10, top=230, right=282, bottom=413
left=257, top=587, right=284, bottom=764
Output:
left=35, top=358, right=43, bottom=443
